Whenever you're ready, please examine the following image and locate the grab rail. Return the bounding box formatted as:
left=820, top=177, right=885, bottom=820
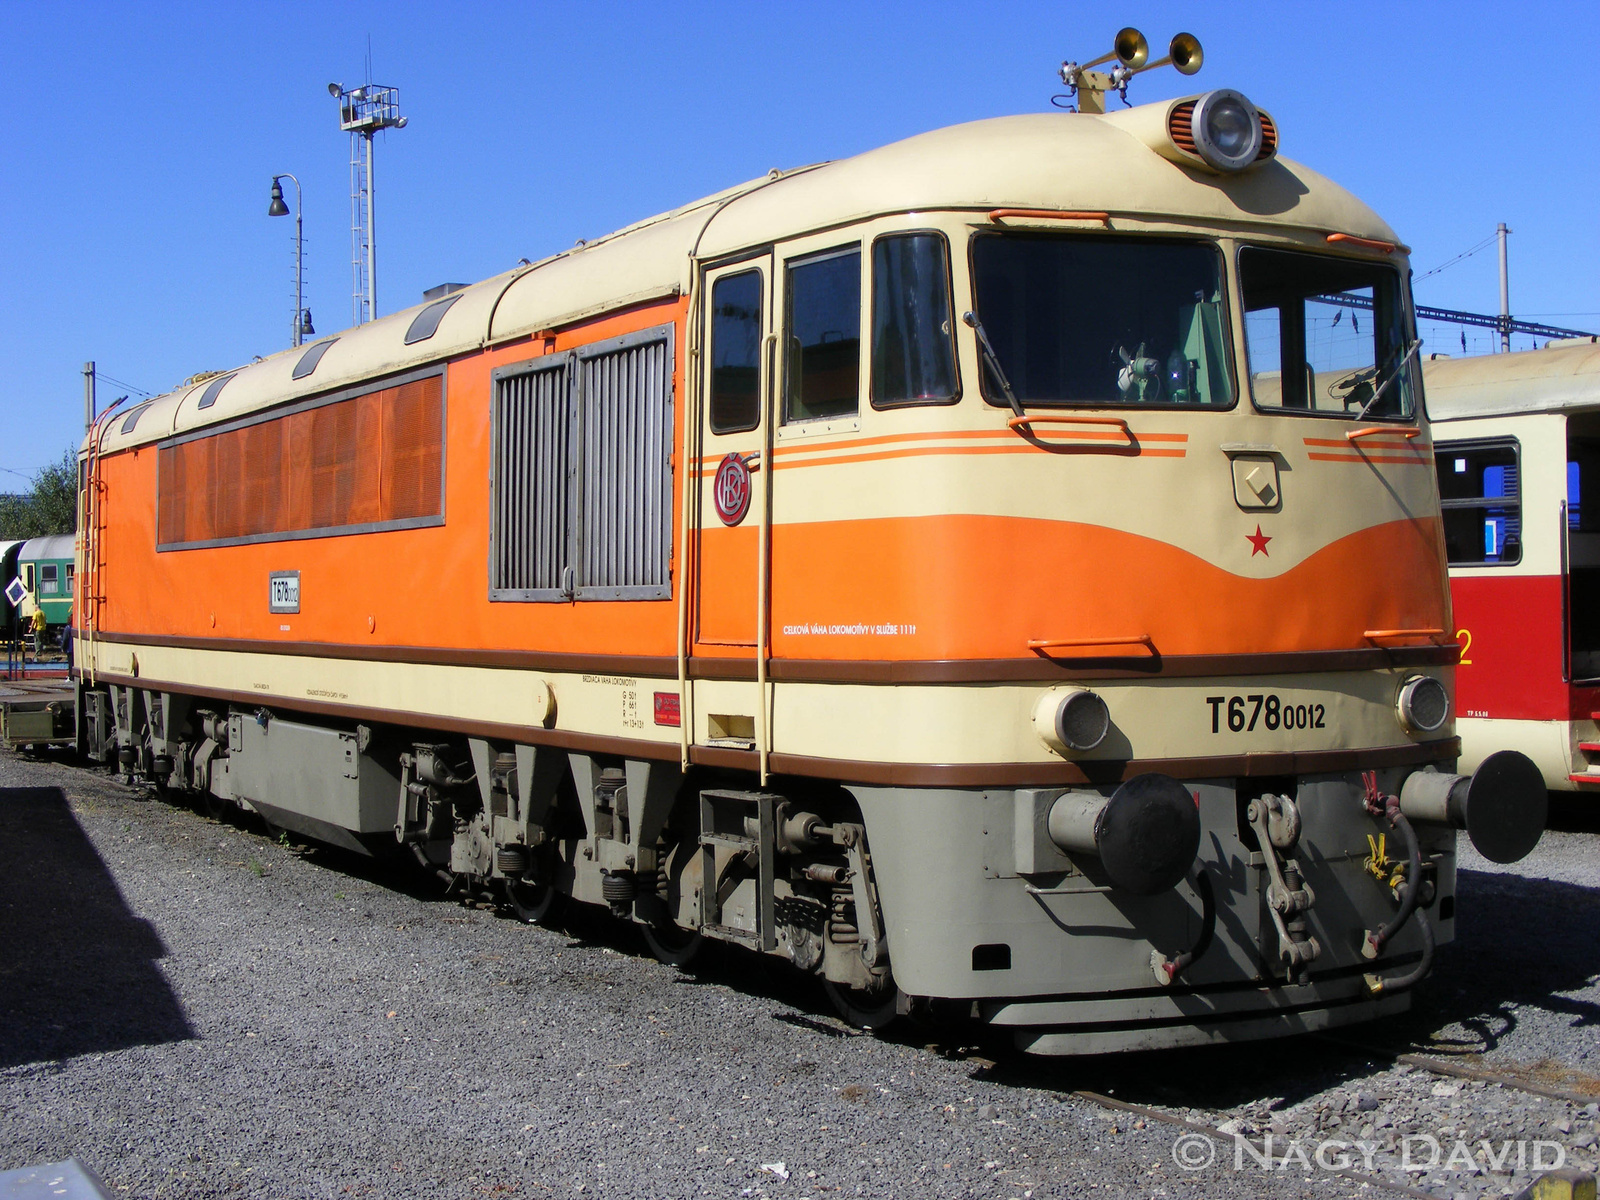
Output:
left=1006, top=414, right=1134, bottom=446
left=1363, top=628, right=1448, bottom=645
left=1346, top=426, right=1420, bottom=442
left=1028, top=634, right=1155, bottom=655
left=988, top=209, right=1111, bottom=224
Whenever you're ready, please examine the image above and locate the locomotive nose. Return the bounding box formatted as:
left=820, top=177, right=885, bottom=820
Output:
left=1047, top=774, right=1202, bottom=894
left=1399, top=750, right=1548, bottom=863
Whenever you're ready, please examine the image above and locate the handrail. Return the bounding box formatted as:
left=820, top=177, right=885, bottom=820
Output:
left=1007, top=413, right=1132, bottom=438
left=1326, top=233, right=1396, bottom=254
left=757, top=330, right=777, bottom=786
left=1363, top=628, right=1448, bottom=645
left=1029, top=634, right=1155, bottom=654
left=989, top=209, right=1111, bottom=224
left=1346, top=426, right=1420, bottom=442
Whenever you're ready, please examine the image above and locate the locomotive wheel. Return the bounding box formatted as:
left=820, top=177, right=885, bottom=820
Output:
left=824, top=977, right=900, bottom=1032
left=640, top=920, right=704, bottom=968
left=504, top=876, right=564, bottom=926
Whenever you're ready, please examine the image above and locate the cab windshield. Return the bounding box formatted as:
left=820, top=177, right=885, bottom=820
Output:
left=1239, top=246, right=1417, bottom=420
left=969, top=234, right=1233, bottom=408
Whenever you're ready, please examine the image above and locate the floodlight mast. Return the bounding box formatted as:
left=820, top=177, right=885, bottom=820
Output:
left=328, top=82, right=408, bottom=325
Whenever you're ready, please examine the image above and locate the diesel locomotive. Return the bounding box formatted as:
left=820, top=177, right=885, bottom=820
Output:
left=74, top=31, right=1546, bottom=1053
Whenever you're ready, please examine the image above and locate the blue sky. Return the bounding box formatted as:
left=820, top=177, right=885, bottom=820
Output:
left=2, top=0, right=1596, bottom=480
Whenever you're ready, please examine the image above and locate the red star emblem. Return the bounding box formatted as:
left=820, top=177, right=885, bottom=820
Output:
left=1247, top=524, right=1272, bottom=556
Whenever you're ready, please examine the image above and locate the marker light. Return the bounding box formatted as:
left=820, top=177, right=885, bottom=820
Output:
left=1033, top=688, right=1111, bottom=754
left=1397, top=675, right=1450, bottom=734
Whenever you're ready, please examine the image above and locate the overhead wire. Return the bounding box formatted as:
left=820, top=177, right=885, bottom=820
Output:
left=93, top=372, right=155, bottom=399
left=1414, top=233, right=1499, bottom=282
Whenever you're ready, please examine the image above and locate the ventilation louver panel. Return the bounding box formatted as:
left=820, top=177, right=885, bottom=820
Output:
left=490, top=360, right=572, bottom=599
left=577, top=335, right=673, bottom=601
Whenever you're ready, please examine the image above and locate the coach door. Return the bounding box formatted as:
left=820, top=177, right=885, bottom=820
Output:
left=694, top=256, right=772, bottom=653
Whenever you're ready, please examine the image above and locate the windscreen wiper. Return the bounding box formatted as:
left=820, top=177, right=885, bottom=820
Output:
left=963, top=311, right=1025, bottom=419
left=1354, top=339, right=1422, bottom=421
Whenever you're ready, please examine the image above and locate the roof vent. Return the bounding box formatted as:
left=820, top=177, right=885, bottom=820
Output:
left=423, top=283, right=467, bottom=301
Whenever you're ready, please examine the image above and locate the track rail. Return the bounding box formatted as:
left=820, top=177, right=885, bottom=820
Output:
left=1321, top=1036, right=1600, bottom=1106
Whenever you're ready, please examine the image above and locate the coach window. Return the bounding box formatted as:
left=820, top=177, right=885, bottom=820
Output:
left=40, top=564, right=58, bottom=595
left=1436, top=439, right=1520, bottom=565
left=710, top=270, right=763, bottom=433
left=785, top=246, right=861, bottom=423
left=65, top=563, right=74, bottom=596
left=872, top=233, right=958, bottom=407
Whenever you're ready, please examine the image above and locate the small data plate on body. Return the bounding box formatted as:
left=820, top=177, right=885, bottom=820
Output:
left=268, top=570, right=300, bottom=614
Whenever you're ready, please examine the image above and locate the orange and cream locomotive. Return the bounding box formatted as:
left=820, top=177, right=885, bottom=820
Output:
left=75, top=31, right=1546, bottom=1053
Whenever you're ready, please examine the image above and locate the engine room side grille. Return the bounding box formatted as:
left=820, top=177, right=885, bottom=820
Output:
left=491, top=360, right=572, bottom=600
left=489, top=322, right=675, bottom=603
left=577, top=335, right=673, bottom=601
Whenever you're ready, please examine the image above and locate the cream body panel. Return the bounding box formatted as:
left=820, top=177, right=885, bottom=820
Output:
left=81, top=641, right=680, bottom=749
left=1430, top=411, right=1566, bottom=578
left=1454, top=716, right=1573, bottom=788
left=770, top=670, right=1445, bottom=766
left=81, top=637, right=1445, bottom=767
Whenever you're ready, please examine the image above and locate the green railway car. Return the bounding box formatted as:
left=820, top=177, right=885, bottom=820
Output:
left=17, top=534, right=76, bottom=628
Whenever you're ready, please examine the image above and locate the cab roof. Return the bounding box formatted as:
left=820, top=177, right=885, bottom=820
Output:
left=94, top=101, right=1404, bottom=457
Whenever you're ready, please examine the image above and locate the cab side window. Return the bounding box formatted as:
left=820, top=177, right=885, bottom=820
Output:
left=785, top=247, right=860, bottom=423
left=872, top=233, right=957, bottom=407
left=709, top=270, right=763, bottom=434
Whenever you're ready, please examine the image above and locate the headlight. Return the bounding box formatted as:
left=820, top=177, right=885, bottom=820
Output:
left=1034, top=688, right=1111, bottom=753
left=1397, top=675, right=1450, bottom=734
left=1191, top=89, right=1263, bottom=172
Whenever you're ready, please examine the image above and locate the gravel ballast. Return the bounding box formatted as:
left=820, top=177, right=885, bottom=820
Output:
left=3, top=748, right=1597, bottom=1199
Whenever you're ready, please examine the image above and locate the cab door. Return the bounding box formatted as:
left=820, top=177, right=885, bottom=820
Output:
left=694, top=256, right=772, bottom=653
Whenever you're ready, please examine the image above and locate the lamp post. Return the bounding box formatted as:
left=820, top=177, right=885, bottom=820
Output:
left=268, top=174, right=314, bottom=347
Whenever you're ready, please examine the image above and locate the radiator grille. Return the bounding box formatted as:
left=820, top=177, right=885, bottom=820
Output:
left=578, top=337, right=672, bottom=600
left=490, top=361, right=572, bottom=598
left=489, top=324, right=674, bottom=603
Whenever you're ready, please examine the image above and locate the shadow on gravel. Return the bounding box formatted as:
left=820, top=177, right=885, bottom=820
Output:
left=0, top=786, right=194, bottom=1068
left=1378, top=867, right=1600, bottom=1057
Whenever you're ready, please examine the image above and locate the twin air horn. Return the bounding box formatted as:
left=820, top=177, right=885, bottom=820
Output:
left=1059, top=27, right=1203, bottom=113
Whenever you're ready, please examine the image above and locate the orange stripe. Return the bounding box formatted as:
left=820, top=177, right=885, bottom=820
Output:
left=1304, top=437, right=1428, bottom=451
left=1307, top=452, right=1433, bottom=465
left=695, top=426, right=1189, bottom=467
left=695, top=440, right=1191, bottom=476
left=771, top=444, right=1186, bottom=470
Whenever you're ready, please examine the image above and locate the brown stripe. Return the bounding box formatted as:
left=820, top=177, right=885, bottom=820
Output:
left=698, top=739, right=1461, bottom=788
left=91, top=632, right=1460, bottom=685
left=89, top=672, right=681, bottom=763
